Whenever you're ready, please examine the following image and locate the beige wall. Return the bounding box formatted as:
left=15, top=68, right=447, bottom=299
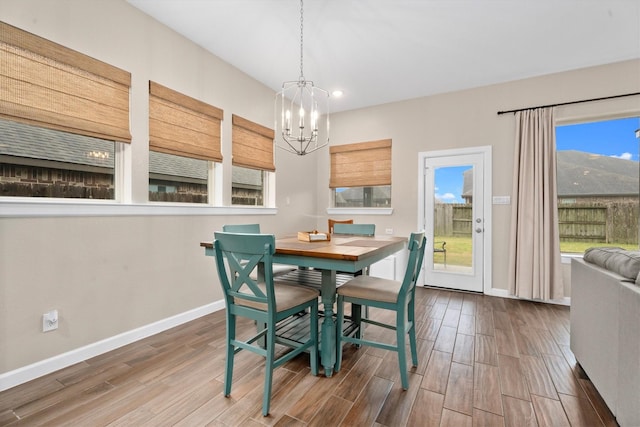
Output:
left=321, top=61, right=640, bottom=298
left=0, top=0, right=319, bottom=374
left=1, top=0, right=639, bottom=380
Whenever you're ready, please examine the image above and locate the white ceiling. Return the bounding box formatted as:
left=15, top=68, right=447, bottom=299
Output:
left=128, top=0, right=640, bottom=113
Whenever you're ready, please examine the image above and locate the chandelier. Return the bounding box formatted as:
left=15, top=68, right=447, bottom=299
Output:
left=275, top=0, right=329, bottom=156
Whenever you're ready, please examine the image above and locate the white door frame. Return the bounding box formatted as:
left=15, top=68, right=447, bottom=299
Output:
left=417, top=146, right=492, bottom=294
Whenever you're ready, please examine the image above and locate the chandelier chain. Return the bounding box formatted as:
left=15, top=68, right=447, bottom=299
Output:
left=299, top=0, right=304, bottom=81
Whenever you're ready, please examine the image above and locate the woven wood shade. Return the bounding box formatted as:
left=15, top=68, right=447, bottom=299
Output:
left=330, top=139, right=392, bottom=188
left=232, top=114, right=275, bottom=172
left=0, top=22, right=131, bottom=142
left=149, top=81, right=223, bottom=162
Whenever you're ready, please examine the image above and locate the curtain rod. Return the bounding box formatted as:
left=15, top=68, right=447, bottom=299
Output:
left=497, top=91, right=640, bottom=115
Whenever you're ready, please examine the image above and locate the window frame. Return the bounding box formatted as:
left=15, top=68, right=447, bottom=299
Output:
left=0, top=21, right=130, bottom=205
left=148, top=81, right=224, bottom=205
left=553, top=96, right=640, bottom=262
left=329, top=139, right=392, bottom=212
left=231, top=165, right=265, bottom=206
left=555, top=115, right=640, bottom=257
left=230, top=114, right=276, bottom=207
left=0, top=119, right=121, bottom=201
left=0, top=23, right=278, bottom=216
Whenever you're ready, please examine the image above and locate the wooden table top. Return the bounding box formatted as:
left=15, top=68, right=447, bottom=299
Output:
left=273, top=235, right=405, bottom=261
left=200, top=235, right=406, bottom=262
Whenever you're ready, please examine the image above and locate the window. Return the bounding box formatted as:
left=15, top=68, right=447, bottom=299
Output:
left=148, top=81, right=223, bottom=204
left=232, top=166, right=264, bottom=206
left=333, top=186, right=391, bottom=207
left=556, top=116, right=640, bottom=253
left=0, top=119, right=115, bottom=199
left=330, top=139, right=392, bottom=207
left=0, top=22, right=131, bottom=200
left=148, top=151, right=208, bottom=203
left=231, top=115, right=275, bottom=206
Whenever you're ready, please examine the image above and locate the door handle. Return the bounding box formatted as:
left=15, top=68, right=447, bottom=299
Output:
left=475, top=228, right=483, bottom=233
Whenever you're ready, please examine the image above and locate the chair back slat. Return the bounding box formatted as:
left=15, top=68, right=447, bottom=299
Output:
left=225, top=252, right=267, bottom=299
left=213, top=231, right=276, bottom=308
left=400, top=232, right=427, bottom=297
left=332, top=223, right=376, bottom=236
left=222, top=223, right=261, bottom=233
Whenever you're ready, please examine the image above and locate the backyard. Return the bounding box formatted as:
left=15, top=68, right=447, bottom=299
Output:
left=434, top=235, right=639, bottom=267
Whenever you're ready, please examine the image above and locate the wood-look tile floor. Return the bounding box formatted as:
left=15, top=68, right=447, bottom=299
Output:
left=0, top=287, right=618, bottom=426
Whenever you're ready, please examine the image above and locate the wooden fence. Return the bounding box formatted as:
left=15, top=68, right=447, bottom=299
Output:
left=434, top=202, right=639, bottom=245
left=434, top=204, right=472, bottom=236
left=557, top=203, right=639, bottom=244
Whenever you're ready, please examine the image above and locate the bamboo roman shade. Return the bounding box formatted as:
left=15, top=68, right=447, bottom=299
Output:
left=0, top=22, right=131, bottom=142
left=330, top=139, right=392, bottom=188
left=232, top=114, right=275, bottom=172
left=149, top=81, right=223, bottom=162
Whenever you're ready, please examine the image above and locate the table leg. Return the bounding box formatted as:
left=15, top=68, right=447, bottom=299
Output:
left=320, top=269, right=337, bottom=377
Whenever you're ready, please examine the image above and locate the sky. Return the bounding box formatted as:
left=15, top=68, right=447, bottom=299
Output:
left=435, top=116, right=640, bottom=203
left=434, top=166, right=471, bottom=203
left=556, top=116, right=640, bottom=160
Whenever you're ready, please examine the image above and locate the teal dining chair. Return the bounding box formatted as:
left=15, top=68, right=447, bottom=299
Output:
left=332, top=223, right=376, bottom=277
left=332, top=222, right=375, bottom=237
left=213, top=231, right=319, bottom=416
left=335, top=231, right=426, bottom=390
left=222, top=224, right=295, bottom=276
left=222, top=223, right=261, bottom=233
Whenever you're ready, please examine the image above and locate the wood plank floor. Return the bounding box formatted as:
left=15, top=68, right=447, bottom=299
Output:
left=0, top=287, right=618, bottom=426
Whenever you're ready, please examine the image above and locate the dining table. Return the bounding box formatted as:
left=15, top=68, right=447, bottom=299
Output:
left=201, top=234, right=407, bottom=377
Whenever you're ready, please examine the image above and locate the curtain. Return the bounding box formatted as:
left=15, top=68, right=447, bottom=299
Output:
left=329, top=139, right=392, bottom=188
left=149, top=81, right=223, bottom=162
left=0, top=22, right=131, bottom=142
left=508, top=108, right=563, bottom=300
left=232, top=114, right=275, bottom=172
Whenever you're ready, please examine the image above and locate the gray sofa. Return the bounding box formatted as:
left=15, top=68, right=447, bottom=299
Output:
left=571, top=248, right=640, bottom=427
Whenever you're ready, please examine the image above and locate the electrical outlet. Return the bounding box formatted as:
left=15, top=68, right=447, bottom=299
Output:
left=385, top=228, right=393, bottom=235
left=43, top=310, right=58, bottom=332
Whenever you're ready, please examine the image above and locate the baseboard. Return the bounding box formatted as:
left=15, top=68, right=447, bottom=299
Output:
left=484, top=287, right=510, bottom=298
left=0, top=300, right=225, bottom=392
left=428, top=286, right=571, bottom=306
left=486, top=287, right=571, bottom=306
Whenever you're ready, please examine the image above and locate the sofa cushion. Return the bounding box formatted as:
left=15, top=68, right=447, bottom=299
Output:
left=583, top=247, right=640, bottom=282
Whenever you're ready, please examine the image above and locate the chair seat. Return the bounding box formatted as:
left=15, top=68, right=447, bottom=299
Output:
left=236, top=282, right=319, bottom=312
left=337, top=275, right=401, bottom=303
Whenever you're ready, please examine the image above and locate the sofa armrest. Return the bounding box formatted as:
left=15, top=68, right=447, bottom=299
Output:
left=570, top=258, right=619, bottom=415
left=617, top=281, right=640, bottom=427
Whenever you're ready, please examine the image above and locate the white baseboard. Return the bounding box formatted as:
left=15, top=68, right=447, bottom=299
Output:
left=0, top=300, right=225, bottom=392
left=486, top=287, right=571, bottom=306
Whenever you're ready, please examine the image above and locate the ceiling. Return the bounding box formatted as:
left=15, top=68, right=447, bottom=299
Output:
left=127, top=0, right=640, bottom=113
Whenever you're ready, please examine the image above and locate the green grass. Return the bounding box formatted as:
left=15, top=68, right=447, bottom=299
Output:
left=559, top=241, right=638, bottom=254
left=434, top=235, right=472, bottom=267
left=434, top=235, right=639, bottom=267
